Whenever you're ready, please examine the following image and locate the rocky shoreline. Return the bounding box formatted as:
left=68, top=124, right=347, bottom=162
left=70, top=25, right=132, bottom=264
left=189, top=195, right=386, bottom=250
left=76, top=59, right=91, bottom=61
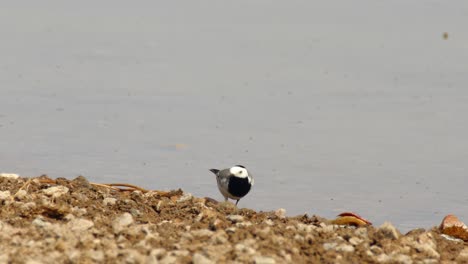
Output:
left=0, top=175, right=466, bottom=263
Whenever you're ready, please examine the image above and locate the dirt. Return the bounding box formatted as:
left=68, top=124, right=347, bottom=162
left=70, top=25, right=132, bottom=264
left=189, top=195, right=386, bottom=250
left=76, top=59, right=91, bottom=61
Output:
left=0, top=175, right=467, bottom=263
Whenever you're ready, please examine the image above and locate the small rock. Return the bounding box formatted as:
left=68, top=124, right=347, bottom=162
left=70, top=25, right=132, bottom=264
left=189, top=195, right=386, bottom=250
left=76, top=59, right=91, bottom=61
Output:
left=274, top=208, right=286, bottom=219
left=149, top=248, right=167, bottom=260
left=192, top=229, right=214, bottom=238
left=354, top=227, right=368, bottom=237
left=227, top=215, right=244, bottom=223
left=112, top=213, right=134, bottom=234
left=86, top=250, right=105, bottom=262
left=0, top=254, right=9, bottom=263
left=193, top=253, right=214, bottom=264
left=421, top=259, right=439, bottom=264
left=32, top=217, right=51, bottom=228
left=177, top=192, right=193, bottom=203
left=349, top=237, right=363, bottom=246
left=393, top=254, right=412, bottom=264
left=414, top=233, right=439, bottom=259
left=210, top=231, right=228, bottom=244
left=103, top=197, right=117, bottom=206
left=235, top=243, right=256, bottom=255
left=169, top=250, right=190, bottom=257
left=335, top=244, right=355, bottom=253
left=71, top=207, right=87, bottom=217
left=264, top=219, right=274, bottom=226
left=297, top=223, right=313, bottom=233
left=0, top=173, right=19, bottom=179
left=456, top=248, right=468, bottom=262
left=0, top=191, right=11, bottom=201
left=254, top=256, right=276, bottom=264
left=236, top=221, right=253, bottom=227
left=159, top=256, right=177, bottom=264
left=369, top=245, right=383, bottom=255
left=122, top=249, right=145, bottom=263
left=14, top=189, right=28, bottom=200
left=377, top=253, right=411, bottom=264
left=323, top=242, right=338, bottom=250
left=42, top=186, right=69, bottom=198
left=377, top=222, right=400, bottom=240
left=69, top=218, right=94, bottom=232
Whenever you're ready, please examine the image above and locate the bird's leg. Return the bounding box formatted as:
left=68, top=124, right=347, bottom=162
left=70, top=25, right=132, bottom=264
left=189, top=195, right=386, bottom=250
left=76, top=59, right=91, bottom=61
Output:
left=235, top=200, right=239, bottom=206
left=225, top=197, right=228, bottom=202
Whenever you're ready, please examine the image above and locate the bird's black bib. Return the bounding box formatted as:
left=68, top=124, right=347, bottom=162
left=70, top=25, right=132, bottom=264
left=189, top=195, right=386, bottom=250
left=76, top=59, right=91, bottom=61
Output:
left=228, top=177, right=251, bottom=198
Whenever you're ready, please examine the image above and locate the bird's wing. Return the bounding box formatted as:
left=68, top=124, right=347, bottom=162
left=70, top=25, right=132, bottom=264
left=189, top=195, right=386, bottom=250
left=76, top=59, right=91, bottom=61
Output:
left=217, top=169, right=232, bottom=180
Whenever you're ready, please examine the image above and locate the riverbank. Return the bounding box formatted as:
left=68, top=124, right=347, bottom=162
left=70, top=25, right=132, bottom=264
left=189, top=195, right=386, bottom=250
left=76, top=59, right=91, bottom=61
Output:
left=0, top=175, right=466, bottom=263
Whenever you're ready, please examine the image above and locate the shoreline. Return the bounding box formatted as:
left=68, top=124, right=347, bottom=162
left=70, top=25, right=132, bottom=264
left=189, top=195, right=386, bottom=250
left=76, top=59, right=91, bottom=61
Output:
left=0, top=175, right=466, bottom=263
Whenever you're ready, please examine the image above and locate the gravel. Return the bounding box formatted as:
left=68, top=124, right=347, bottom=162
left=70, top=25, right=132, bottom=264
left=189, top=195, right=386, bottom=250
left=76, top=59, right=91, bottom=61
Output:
left=0, top=175, right=466, bottom=263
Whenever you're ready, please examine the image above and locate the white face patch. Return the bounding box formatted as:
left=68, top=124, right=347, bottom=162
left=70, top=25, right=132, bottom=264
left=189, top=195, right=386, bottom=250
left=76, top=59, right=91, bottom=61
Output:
left=229, top=166, right=248, bottom=178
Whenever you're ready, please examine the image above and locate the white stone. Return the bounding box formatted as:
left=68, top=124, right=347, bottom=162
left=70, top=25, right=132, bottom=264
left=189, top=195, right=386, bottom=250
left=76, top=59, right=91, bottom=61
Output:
left=177, top=192, right=193, bottom=202
left=227, top=215, right=244, bottom=223
left=254, top=256, right=276, bottom=264
left=349, top=237, right=363, bottom=245
left=378, top=222, right=400, bottom=239
left=14, top=189, right=28, bottom=199
left=193, top=253, right=214, bottom=264
left=112, top=213, right=134, bottom=234
left=103, top=197, right=117, bottom=206
left=335, top=244, right=355, bottom=253
left=0, top=173, right=19, bottom=179
left=192, top=229, right=214, bottom=237
left=32, top=217, right=51, bottom=228
left=0, top=191, right=11, bottom=201
left=86, top=250, right=104, bottom=262
left=42, top=186, right=69, bottom=198
left=274, top=208, right=286, bottom=219
left=323, top=242, right=337, bottom=250
left=69, top=218, right=94, bottom=232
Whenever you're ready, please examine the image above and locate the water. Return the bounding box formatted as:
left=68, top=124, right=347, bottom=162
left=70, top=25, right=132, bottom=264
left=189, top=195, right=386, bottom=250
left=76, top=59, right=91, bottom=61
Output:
left=1, top=1, right=468, bottom=232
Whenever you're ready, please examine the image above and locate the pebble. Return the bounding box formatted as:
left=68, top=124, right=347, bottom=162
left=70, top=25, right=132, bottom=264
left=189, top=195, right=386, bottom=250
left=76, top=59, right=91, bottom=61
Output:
left=68, top=218, right=94, bottom=232
left=254, top=256, right=276, bottom=264
left=349, top=237, right=363, bottom=246
left=112, top=213, right=134, bottom=234
left=235, top=243, right=256, bottom=255
left=377, top=222, right=400, bottom=240
left=177, top=192, right=193, bottom=203
left=32, top=217, right=51, bottom=228
left=86, top=250, right=105, bottom=262
left=335, top=244, right=355, bottom=253
left=14, top=189, right=28, bottom=200
left=323, top=242, right=338, bottom=250
left=103, top=197, right=117, bottom=206
left=296, top=223, right=313, bottom=233
left=192, top=229, right=214, bottom=238
left=456, top=248, right=468, bottom=262
left=193, top=253, right=214, bottom=264
left=42, top=186, right=69, bottom=198
left=274, top=208, right=286, bottom=219
left=0, top=173, right=19, bottom=179
left=227, top=215, right=244, bottom=223
left=0, top=191, right=11, bottom=201
left=159, top=256, right=177, bottom=264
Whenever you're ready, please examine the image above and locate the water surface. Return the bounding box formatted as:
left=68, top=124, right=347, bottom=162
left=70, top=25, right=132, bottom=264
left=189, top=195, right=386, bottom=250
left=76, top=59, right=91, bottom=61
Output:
left=1, top=1, right=468, bottom=232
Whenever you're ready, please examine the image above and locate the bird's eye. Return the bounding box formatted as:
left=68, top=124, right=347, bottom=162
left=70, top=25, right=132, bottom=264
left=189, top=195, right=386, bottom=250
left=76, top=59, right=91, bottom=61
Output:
left=238, top=171, right=242, bottom=174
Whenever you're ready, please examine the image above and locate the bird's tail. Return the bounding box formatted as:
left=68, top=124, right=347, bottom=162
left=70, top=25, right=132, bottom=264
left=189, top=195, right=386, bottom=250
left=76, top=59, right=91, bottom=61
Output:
left=209, top=169, right=220, bottom=175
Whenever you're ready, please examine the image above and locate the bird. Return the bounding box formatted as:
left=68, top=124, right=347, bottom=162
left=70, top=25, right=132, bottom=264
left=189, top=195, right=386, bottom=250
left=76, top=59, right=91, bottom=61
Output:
left=209, top=165, right=254, bottom=206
